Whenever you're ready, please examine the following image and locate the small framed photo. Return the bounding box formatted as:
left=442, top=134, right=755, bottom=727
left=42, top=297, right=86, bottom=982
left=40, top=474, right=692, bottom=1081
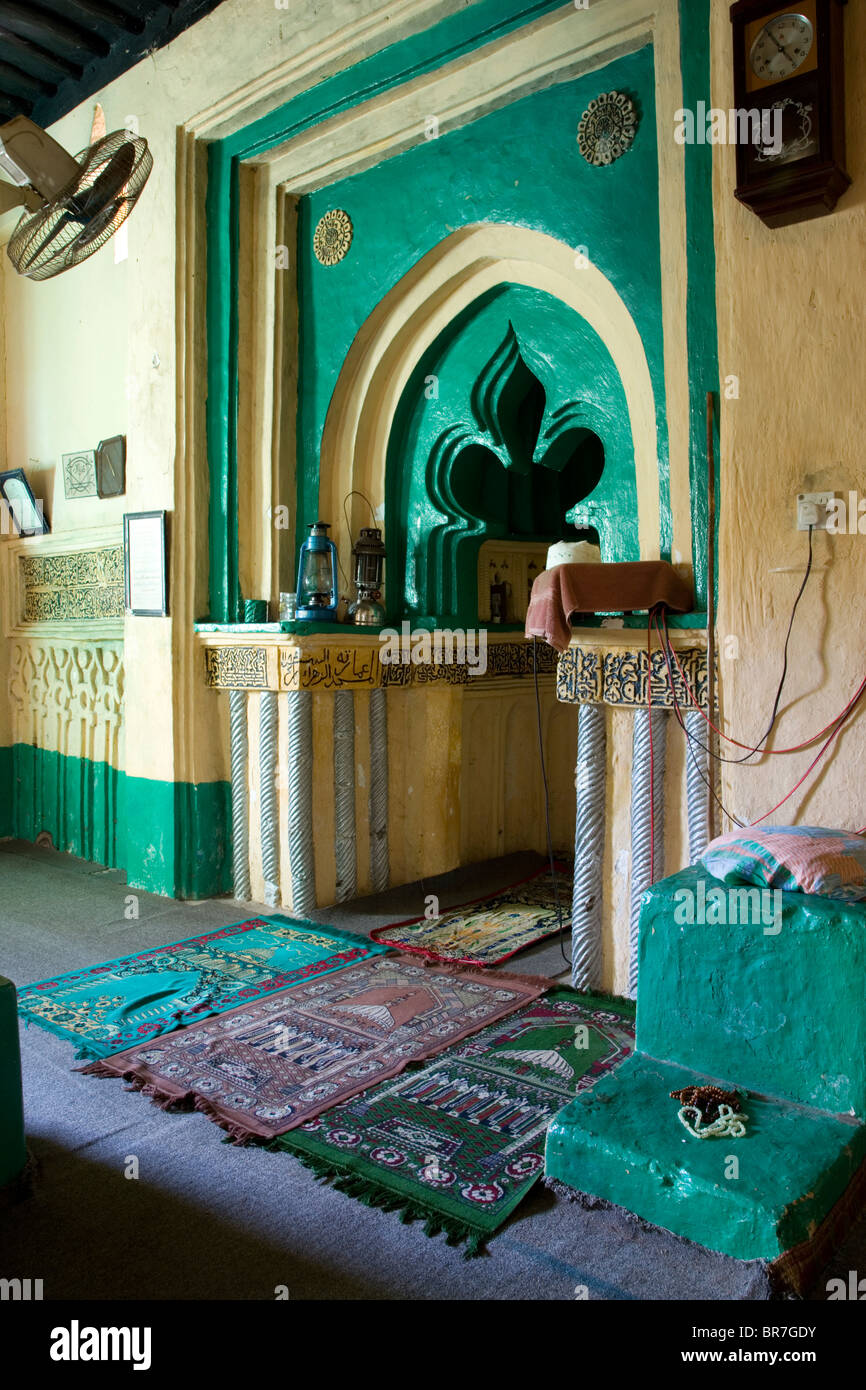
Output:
left=62, top=449, right=98, bottom=499
left=96, top=435, right=126, bottom=498
left=124, top=510, right=168, bottom=617
left=0, top=468, right=50, bottom=536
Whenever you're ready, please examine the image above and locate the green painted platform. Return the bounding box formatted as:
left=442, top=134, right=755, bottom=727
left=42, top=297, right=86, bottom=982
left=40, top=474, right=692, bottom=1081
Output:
left=546, top=1053, right=866, bottom=1262
left=0, top=976, right=26, bottom=1189
left=545, top=865, right=866, bottom=1261
left=636, top=866, right=866, bottom=1117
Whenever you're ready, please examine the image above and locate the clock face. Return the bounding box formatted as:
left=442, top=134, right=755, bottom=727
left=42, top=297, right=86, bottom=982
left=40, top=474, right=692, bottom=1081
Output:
left=749, top=12, right=814, bottom=82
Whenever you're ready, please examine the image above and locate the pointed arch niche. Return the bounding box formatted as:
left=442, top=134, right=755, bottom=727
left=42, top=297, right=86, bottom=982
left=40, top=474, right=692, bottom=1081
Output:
left=319, top=225, right=660, bottom=613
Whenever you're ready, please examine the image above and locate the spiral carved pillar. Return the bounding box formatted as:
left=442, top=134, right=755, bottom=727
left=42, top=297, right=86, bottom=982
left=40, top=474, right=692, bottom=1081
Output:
left=258, top=691, right=280, bottom=906
left=229, top=689, right=251, bottom=901
left=628, top=707, right=668, bottom=999
left=571, top=702, right=606, bottom=991
left=333, top=690, right=357, bottom=903
left=286, top=690, right=315, bottom=917
left=368, top=687, right=389, bottom=894
left=685, top=708, right=711, bottom=865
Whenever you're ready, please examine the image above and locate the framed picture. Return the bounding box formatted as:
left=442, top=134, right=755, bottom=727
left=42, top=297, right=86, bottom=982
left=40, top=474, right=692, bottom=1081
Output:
left=96, top=435, right=126, bottom=498
left=0, top=468, right=50, bottom=536
left=62, top=449, right=98, bottom=499
left=123, top=510, right=168, bottom=616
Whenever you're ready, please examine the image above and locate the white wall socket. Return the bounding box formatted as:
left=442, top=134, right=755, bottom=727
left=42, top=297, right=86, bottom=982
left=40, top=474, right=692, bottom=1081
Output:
left=796, top=492, right=835, bottom=531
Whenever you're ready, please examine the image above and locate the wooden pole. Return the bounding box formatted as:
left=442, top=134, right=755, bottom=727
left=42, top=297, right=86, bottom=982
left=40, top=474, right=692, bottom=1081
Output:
left=706, top=391, right=716, bottom=841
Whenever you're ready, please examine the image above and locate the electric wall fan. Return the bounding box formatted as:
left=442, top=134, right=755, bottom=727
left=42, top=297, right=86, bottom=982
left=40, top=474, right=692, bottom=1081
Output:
left=0, top=116, right=152, bottom=282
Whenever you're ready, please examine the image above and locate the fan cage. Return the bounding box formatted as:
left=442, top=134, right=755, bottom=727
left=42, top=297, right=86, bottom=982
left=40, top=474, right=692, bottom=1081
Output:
left=6, top=130, right=153, bottom=282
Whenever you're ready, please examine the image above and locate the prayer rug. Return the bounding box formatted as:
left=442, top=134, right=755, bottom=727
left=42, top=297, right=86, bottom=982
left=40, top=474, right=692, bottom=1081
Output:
left=370, top=865, right=572, bottom=966
left=275, top=987, right=635, bottom=1254
left=82, top=956, right=549, bottom=1140
left=18, top=917, right=388, bottom=1059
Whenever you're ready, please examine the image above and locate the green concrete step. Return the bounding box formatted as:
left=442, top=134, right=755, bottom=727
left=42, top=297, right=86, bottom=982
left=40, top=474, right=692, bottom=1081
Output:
left=545, top=1053, right=866, bottom=1262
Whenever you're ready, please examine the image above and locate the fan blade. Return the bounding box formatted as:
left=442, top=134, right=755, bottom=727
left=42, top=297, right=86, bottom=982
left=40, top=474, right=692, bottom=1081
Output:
left=71, top=142, right=135, bottom=221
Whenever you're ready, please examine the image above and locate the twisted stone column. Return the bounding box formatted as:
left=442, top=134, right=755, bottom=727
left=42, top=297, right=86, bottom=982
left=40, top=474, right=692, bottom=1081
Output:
left=229, top=690, right=251, bottom=901
left=685, top=708, right=711, bottom=865
left=333, top=690, right=357, bottom=903
left=368, top=687, right=389, bottom=893
left=258, top=690, right=280, bottom=906
left=571, top=702, right=606, bottom=991
left=286, top=690, right=315, bottom=917
left=628, top=707, right=667, bottom=998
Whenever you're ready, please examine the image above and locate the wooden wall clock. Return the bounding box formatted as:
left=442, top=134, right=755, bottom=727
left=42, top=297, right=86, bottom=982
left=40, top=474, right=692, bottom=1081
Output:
left=730, top=0, right=850, bottom=227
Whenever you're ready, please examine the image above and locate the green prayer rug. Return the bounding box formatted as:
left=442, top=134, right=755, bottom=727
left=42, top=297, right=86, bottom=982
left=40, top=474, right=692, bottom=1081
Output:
left=18, top=917, right=389, bottom=1059
left=370, top=864, right=572, bottom=966
left=275, top=987, right=635, bottom=1255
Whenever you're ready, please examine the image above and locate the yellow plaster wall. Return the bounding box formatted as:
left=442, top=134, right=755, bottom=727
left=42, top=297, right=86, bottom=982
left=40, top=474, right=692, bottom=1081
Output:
left=0, top=0, right=463, bottom=790
left=710, top=0, right=866, bottom=831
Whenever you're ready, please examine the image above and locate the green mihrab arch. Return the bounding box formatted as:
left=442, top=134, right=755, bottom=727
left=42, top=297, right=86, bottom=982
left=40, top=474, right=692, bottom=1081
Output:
left=384, top=283, right=641, bottom=626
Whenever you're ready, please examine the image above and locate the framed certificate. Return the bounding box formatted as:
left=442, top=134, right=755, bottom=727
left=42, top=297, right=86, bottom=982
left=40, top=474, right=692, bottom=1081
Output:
left=124, top=510, right=168, bottom=616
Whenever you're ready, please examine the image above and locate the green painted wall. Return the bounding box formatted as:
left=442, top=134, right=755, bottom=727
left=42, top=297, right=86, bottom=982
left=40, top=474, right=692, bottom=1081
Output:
left=679, top=0, right=720, bottom=611
left=206, top=0, right=572, bottom=622
left=0, top=746, right=12, bottom=839
left=385, top=284, right=639, bottom=624
left=297, top=46, right=666, bottom=610
left=206, top=2, right=720, bottom=625
left=2, top=744, right=231, bottom=900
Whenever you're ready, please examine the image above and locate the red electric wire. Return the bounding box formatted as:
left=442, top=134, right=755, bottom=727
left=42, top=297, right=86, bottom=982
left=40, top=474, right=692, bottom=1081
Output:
left=660, top=609, right=866, bottom=757
left=655, top=610, right=866, bottom=831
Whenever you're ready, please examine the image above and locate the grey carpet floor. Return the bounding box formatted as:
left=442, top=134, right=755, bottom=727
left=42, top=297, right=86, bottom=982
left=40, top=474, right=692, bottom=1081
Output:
left=1, top=839, right=862, bottom=1301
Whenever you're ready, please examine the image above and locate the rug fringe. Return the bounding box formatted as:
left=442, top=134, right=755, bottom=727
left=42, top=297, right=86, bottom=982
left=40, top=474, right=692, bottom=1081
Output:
left=273, top=1141, right=489, bottom=1257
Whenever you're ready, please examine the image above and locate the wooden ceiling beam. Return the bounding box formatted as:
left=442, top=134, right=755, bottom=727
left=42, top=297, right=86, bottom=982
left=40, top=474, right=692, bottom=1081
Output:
left=0, top=24, right=85, bottom=80
left=58, top=0, right=147, bottom=36
left=0, top=3, right=111, bottom=60
left=0, top=60, right=56, bottom=100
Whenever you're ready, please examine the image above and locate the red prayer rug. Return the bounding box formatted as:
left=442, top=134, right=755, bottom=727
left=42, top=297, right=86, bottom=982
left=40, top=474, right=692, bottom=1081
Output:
left=82, top=955, right=549, bottom=1142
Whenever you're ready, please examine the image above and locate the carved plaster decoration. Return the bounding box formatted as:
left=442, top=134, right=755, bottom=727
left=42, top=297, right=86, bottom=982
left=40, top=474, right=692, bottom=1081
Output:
left=313, top=208, right=353, bottom=265
left=202, top=638, right=554, bottom=690
left=20, top=545, right=125, bottom=623
left=205, top=646, right=269, bottom=689
left=9, top=640, right=125, bottom=770
left=557, top=644, right=708, bottom=709
left=577, top=91, right=638, bottom=167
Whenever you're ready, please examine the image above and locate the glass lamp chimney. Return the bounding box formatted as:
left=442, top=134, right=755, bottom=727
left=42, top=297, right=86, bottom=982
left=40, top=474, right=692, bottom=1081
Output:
left=296, top=521, right=338, bottom=621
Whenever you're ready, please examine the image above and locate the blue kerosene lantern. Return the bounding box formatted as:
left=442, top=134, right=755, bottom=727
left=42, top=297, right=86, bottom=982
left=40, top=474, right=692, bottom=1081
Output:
left=296, top=521, right=338, bottom=621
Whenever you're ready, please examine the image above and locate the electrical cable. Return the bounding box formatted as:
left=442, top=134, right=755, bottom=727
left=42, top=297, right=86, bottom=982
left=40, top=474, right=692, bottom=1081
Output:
left=654, top=607, right=745, bottom=829
left=662, top=527, right=815, bottom=767
left=655, top=606, right=866, bottom=831
left=532, top=635, right=571, bottom=968
left=660, top=606, right=866, bottom=765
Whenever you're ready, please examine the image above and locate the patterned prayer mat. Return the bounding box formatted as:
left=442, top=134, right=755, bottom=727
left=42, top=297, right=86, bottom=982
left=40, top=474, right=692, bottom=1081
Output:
left=370, top=865, right=573, bottom=966
left=275, top=987, right=635, bottom=1255
left=18, top=917, right=388, bottom=1058
left=82, top=956, right=549, bottom=1140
